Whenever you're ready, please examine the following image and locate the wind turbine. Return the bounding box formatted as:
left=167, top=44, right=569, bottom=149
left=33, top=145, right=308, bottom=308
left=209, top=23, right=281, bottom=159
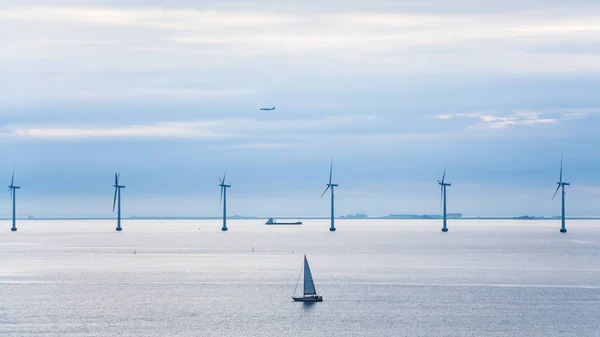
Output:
left=219, top=170, right=231, bottom=231
left=8, top=167, right=20, bottom=232
left=113, top=173, right=126, bottom=231
left=320, top=160, right=338, bottom=232
left=438, top=164, right=451, bottom=232
left=552, top=156, right=570, bottom=233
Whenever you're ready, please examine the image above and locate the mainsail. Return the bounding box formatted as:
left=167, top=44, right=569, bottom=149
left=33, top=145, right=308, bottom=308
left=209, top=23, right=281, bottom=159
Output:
left=303, top=255, right=317, bottom=295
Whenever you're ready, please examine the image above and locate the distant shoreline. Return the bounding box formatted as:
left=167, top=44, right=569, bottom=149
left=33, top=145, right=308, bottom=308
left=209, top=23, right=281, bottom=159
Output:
left=7, top=216, right=600, bottom=220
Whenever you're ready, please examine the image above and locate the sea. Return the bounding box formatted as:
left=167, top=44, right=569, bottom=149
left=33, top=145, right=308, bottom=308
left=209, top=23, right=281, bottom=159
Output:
left=1, top=219, right=599, bottom=337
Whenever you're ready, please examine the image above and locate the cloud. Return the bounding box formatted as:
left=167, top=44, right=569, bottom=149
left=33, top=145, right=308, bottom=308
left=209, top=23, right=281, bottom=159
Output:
left=0, top=86, right=254, bottom=104
left=573, top=185, right=600, bottom=196
left=0, top=7, right=292, bottom=28
left=464, top=111, right=556, bottom=128
left=436, top=108, right=597, bottom=129
left=3, top=4, right=600, bottom=75
left=5, top=121, right=228, bottom=138
left=0, top=115, right=380, bottom=139
left=230, top=142, right=302, bottom=149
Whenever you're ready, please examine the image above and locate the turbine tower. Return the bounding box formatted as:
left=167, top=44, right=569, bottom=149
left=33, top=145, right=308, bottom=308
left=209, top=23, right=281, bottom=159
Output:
left=552, top=156, right=570, bottom=233
left=219, top=170, right=231, bottom=232
left=320, top=160, right=338, bottom=232
left=112, top=173, right=126, bottom=232
left=438, top=164, right=451, bottom=232
left=8, top=167, right=20, bottom=232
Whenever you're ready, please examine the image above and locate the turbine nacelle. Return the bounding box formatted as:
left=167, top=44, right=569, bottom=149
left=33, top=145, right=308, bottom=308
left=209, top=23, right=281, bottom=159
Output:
left=552, top=156, right=570, bottom=200
left=218, top=170, right=230, bottom=210
left=321, top=183, right=338, bottom=197
left=321, top=160, right=338, bottom=197
left=113, top=174, right=126, bottom=189
left=112, top=173, right=125, bottom=212
left=438, top=164, right=452, bottom=214
left=8, top=184, right=20, bottom=199
left=8, top=167, right=20, bottom=192
left=218, top=170, right=230, bottom=188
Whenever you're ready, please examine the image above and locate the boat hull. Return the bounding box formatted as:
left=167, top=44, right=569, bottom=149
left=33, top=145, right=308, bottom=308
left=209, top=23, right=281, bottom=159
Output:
left=292, top=296, right=323, bottom=302
left=265, top=222, right=303, bottom=225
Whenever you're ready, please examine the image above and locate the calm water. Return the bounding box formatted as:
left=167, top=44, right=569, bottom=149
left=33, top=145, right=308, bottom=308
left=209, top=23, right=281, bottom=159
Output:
left=1, top=219, right=600, bottom=336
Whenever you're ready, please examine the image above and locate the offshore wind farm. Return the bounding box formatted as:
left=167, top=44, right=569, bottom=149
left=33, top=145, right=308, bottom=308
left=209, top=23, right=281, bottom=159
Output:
left=5, top=157, right=584, bottom=233
left=3, top=0, right=600, bottom=336
left=2, top=117, right=599, bottom=336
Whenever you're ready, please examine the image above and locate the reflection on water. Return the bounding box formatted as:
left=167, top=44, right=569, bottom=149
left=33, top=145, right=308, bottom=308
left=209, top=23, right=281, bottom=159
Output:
left=301, top=302, right=316, bottom=312
left=1, top=219, right=600, bottom=336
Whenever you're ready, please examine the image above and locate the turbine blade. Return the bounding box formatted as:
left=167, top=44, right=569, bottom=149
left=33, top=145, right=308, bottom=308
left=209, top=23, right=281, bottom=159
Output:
left=11, top=165, right=15, bottom=187
left=114, top=173, right=118, bottom=186
left=329, top=159, right=333, bottom=185
left=332, top=187, right=335, bottom=200
left=320, top=185, right=330, bottom=198
left=559, top=155, right=563, bottom=182
left=223, top=169, right=227, bottom=184
left=113, top=187, right=118, bottom=212
left=440, top=186, right=443, bottom=208
left=441, top=163, right=447, bottom=184
left=552, top=184, right=560, bottom=200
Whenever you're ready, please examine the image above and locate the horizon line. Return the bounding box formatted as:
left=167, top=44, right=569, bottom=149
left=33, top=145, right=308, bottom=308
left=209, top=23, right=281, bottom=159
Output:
left=5, top=215, right=600, bottom=220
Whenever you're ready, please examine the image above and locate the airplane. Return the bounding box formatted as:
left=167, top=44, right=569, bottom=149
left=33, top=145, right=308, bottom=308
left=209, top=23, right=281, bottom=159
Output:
left=260, top=106, right=276, bottom=111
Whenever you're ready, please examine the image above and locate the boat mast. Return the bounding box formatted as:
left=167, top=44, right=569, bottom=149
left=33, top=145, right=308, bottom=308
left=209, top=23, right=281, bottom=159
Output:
left=293, top=263, right=303, bottom=297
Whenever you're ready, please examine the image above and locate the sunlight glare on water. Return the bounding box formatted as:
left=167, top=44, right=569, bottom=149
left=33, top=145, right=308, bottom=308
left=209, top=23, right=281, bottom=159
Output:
left=1, top=219, right=599, bottom=336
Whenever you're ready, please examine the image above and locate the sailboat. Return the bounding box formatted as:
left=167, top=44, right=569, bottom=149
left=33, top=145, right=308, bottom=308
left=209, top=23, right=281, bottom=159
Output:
left=292, top=255, right=323, bottom=302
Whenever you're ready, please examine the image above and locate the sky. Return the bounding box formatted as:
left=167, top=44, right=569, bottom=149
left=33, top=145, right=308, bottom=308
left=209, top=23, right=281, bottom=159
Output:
left=1, top=0, right=600, bottom=218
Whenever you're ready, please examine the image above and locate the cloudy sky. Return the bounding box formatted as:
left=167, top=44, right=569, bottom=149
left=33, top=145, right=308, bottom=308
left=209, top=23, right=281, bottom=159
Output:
left=1, top=0, right=600, bottom=217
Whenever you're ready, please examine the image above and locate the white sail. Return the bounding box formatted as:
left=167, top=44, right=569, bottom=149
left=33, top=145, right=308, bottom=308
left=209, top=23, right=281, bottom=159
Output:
left=303, top=255, right=317, bottom=295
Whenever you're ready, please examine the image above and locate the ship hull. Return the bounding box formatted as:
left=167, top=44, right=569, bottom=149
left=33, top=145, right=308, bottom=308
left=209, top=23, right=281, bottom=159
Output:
left=293, top=296, right=322, bottom=302
left=265, top=222, right=303, bottom=225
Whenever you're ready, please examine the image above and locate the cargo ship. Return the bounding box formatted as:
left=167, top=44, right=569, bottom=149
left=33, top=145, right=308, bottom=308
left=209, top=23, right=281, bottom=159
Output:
left=265, top=217, right=302, bottom=225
